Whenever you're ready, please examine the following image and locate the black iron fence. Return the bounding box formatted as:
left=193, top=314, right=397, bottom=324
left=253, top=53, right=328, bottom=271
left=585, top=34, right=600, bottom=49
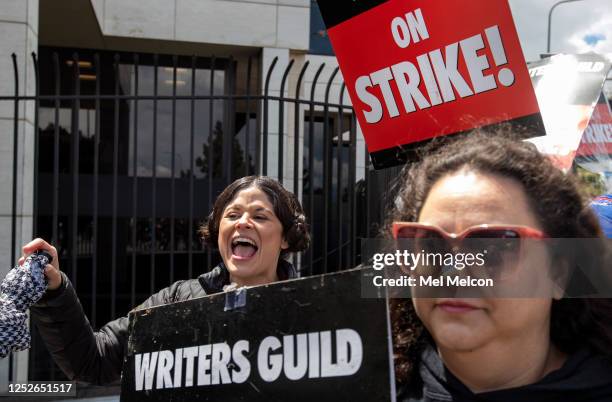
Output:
left=1, top=48, right=398, bottom=385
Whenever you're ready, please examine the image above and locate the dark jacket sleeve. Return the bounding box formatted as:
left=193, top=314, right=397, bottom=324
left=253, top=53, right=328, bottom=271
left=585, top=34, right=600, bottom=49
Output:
left=30, top=271, right=185, bottom=385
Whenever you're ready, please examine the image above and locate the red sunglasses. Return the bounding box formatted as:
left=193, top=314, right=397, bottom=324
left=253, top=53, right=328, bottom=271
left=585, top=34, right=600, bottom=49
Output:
left=391, top=222, right=547, bottom=281
left=392, top=222, right=546, bottom=241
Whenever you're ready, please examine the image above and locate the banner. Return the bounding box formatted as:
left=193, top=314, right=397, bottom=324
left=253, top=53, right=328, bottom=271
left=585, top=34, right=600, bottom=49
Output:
left=318, top=0, right=543, bottom=169
left=120, top=269, right=394, bottom=401
left=527, top=54, right=611, bottom=171
left=575, top=93, right=612, bottom=191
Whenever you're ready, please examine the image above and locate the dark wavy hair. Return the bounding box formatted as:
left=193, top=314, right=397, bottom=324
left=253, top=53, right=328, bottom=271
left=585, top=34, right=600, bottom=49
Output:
left=199, top=176, right=310, bottom=259
left=386, top=131, right=612, bottom=387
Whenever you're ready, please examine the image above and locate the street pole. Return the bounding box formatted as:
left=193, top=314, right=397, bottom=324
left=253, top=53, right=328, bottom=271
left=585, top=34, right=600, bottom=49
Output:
left=547, top=0, right=586, bottom=54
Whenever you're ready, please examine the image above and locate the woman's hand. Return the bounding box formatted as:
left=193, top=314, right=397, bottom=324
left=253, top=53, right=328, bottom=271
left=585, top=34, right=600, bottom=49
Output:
left=19, top=238, right=62, bottom=290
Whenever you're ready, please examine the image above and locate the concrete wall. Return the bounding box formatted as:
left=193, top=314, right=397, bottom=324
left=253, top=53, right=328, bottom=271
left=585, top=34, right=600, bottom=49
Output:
left=0, top=0, right=39, bottom=387
left=90, top=0, right=310, bottom=51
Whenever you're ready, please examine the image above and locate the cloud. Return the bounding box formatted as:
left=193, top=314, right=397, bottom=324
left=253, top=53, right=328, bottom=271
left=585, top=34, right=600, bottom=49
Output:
left=508, top=0, right=612, bottom=98
left=509, top=0, right=612, bottom=60
left=568, top=16, right=612, bottom=53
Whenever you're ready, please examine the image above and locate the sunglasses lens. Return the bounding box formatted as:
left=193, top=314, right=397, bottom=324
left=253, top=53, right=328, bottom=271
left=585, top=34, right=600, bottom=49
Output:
left=468, top=229, right=521, bottom=239
left=396, top=226, right=442, bottom=239
left=395, top=227, right=446, bottom=276
left=398, top=227, right=446, bottom=255
left=467, top=230, right=522, bottom=281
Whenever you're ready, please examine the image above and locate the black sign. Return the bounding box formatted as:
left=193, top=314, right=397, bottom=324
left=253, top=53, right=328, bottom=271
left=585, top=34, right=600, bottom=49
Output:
left=120, top=268, right=394, bottom=401
left=316, top=0, right=388, bottom=29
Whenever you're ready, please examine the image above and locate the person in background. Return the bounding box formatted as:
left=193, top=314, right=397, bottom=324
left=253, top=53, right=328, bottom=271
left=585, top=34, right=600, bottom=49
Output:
left=21, top=175, right=310, bottom=384
left=388, top=132, right=612, bottom=401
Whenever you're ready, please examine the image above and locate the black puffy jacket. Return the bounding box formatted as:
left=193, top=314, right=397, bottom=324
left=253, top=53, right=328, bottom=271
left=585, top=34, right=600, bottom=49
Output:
left=30, top=260, right=297, bottom=385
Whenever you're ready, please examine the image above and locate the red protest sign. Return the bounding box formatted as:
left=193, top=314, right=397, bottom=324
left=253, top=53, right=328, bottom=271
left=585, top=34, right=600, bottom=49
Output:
left=323, top=0, right=543, bottom=169
left=576, top=94, right=612, bottom=158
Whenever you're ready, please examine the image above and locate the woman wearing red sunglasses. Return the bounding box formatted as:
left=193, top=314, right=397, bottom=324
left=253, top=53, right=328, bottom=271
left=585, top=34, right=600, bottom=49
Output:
left=388, top=132, right=612, bottom=401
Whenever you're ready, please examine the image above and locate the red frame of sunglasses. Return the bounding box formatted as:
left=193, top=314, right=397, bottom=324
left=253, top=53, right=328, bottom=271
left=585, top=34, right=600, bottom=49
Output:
left=391, top=222, right=547, bottom=240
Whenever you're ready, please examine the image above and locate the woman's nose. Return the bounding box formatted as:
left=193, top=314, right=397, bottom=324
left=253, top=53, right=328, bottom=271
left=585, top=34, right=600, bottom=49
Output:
left=235, top=214, right=252, bottom=229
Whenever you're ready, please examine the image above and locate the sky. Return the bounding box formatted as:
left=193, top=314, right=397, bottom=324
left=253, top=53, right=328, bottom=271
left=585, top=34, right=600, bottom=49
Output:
left=508, top=0, right=612, bottom=95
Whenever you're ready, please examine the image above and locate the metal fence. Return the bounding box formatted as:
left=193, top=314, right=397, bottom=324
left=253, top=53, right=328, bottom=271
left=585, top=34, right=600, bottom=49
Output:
left=1, top=48, right=399, bottom=385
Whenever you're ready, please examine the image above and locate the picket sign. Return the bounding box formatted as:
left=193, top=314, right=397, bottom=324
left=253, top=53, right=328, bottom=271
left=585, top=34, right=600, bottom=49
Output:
left=577, top=93, right=612, bottom=159
left=527, top=53, right=611, bottom=171
left=575, top=92, right=612, bottom=191
left=120, top=268, right=395, bottom=401
left=317, top=0, right=544, bottom=168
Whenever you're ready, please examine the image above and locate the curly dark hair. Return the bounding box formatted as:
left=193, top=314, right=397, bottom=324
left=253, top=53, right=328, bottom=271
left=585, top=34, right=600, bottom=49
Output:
left=199, top=176, right=310, bottom=259
left=386, top=131, right=612, bottom=387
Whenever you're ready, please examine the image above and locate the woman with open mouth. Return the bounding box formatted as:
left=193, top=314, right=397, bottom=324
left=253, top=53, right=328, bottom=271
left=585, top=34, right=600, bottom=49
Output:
left=389, top=132, right=612, bottom=401
left=19, top=176, right=310, bottom=385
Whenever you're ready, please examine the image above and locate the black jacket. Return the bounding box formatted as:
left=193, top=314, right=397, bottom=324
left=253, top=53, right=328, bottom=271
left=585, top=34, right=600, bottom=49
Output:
left=30, top=260, right=297, bottom=385
left=400, top=344, right=612, bottom=402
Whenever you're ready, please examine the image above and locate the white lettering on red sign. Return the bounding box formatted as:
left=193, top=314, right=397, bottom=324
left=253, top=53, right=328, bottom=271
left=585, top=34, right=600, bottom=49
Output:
left=356, top=7, right=515, bottom=124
